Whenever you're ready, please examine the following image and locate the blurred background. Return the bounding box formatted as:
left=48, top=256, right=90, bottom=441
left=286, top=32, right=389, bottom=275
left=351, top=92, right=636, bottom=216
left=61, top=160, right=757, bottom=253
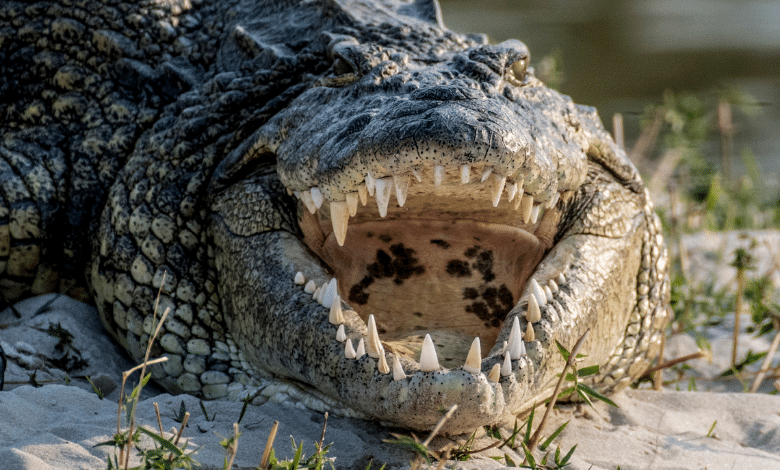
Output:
left=440, top=0, right=780, bottom=228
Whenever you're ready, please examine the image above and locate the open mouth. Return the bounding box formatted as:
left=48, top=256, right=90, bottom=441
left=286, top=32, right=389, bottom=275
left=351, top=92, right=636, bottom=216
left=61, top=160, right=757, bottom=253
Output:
left=288, top=161, right=570, bottom=379
left=210, top=81, right=666, bottom=433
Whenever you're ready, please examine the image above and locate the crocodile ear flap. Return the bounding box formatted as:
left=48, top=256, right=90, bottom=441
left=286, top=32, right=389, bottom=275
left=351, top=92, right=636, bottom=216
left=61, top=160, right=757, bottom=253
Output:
left=210, top=129, right=275, bottom=194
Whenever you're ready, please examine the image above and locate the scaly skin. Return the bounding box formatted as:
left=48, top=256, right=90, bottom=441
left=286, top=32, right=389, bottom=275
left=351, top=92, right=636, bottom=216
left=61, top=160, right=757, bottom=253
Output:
left=0, top=0, right=669, bottom=433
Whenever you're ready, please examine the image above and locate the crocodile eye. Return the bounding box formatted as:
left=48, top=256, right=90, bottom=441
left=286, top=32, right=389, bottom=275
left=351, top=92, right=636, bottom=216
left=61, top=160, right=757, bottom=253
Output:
left=507, top=57, right=528, bottom=83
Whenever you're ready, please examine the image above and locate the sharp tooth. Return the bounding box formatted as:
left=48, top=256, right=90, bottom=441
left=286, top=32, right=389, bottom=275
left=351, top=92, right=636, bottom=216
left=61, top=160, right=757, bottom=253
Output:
left=304, top=280, right=317, bottom=294
left=520, top=194, right=533, bottom=222
left=374, top=177, right=393, bottom=217
left=310, top=187, right=324, bottom=209
left=491, top=174, right=506, bottom=207
left=411, top=166, right=423, bottom=182
left=320, top=282, right=329, bottom=302
left=393, top=174, right=410, bottom=207
left=312, top=287, right=321, bottom=301
left=419, top=334, right=440, bottom=371
left=544, top=285, right=553, bottom=303
left=531, top=279, right=546, bottom=306
left=300, top=190, right=317, bottom=214
left=392, top=356, right=407, bottom=381
left=460, top=165, right=471, bottom=184
left=481, top=167, right=492, bottom=182
left=286, top=187, right=294, bottom=196
left=329, top=294, right=344, bottom=325
left=530, top=205, right=540, bottom=223
left=526, top=293, right=542, bottom=323
left=546, top=192, right=560, bottom=209
left=377, top=351, right=390, bottom=374
left=366, top=314, right=383, bottom=359
left=294, top=272, right=305, bottom=285
left=322, top=277, right=339, bottom=308
left=357, top=183, right=368, bottom=205
left=548, top=278, right=559, bottom=293
left=355, top=338, right=366, bottom=358
left=345, top=192, right=359, bottom=217
left=507, top=316, right=526, bottom=359
left=557, top=272, right=566, bottom=285
left=506, top=182, right=518, bottom=202
left=501, top=351, right=513, bottom=376
left=330, top=201, right=350, bottom=246
left=345, top=339, right=356, bottom=358
left=524, top=322, right=535, bottom=342
left=434, top=165, right=445, bottom=186
left=336, top=323, right=346, bottom=342
left=365, top=172, right=376, bottom=196
left=487, top=363, right=501, bottom=383
left=501, top=340, right=508, bottom=354
left=293, top=190, right=301, bottom=199
left=463, top=337, right=482, bottom=374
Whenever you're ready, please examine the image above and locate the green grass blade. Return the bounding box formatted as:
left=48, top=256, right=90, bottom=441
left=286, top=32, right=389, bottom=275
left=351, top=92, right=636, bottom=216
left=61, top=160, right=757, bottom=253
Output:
left=578, top=384, right=618, bottom=408
left=578, top=365, right=600, bottom=377
left=540, top=420, right=569, bottom=451
left=136, top=426, right=184, bottom=456
left=555, top=340, right=570, bottom=361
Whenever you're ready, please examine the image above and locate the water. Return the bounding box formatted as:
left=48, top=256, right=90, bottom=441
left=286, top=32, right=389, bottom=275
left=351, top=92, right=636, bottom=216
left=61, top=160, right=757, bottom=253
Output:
left=439, top=0, right=780, bottom=184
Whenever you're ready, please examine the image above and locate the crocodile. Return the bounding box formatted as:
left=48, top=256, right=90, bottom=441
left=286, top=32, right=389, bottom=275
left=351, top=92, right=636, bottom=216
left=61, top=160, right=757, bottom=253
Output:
left=0, top=0, right=669, bottom=433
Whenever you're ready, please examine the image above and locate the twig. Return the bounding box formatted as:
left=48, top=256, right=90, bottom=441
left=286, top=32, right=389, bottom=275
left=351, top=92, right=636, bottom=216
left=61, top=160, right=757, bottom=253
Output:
left=654, top=332, right=666, bottom=390
left=153, top=402, right=164, bottom=436
left=648, top=149, right=684, bottom=204
left=718, top=99, right=734, bottom=184
left=629, top=107, right=663, bottom=170
left=641, top=350, right=709, bottom=378
left=408, top=405, right=459, bottom=470
left=259, top=420, right=279, bottom=469
left=612, top=113, right=624, bottom=150
left=422, top=404, right=458, bottom=448
left=224, top=422, right=240, bottom=470
left=733, top=265, right=746, bottom=368
left=317, top=412, right=329, bottom=453
left=173, top=412, right=189, bottom=447
left=750, top=322, right=780, bottom=393
left=527, top=329, right=590, bottom=454
left=762, top=239, right=780, bottom=277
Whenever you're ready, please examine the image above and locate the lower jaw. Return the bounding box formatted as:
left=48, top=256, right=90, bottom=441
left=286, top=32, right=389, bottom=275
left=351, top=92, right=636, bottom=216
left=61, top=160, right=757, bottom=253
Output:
left=221, top=228, right=580, bottom=433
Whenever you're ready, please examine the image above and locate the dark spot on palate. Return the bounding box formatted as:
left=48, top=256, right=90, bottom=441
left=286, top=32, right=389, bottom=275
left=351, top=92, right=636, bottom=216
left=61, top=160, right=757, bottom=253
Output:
left=414, top=312, right=423, bottom=317
left=378, top=234, right=393, bottom=243
left=464, top=284, right=513, bottom=328
left=463, top=288, right=479, bottom=300
left=472, top=250, right=496, bottom=283
left=430, top=239, right=450, bottom=249
left=348, top=243, right=425, bottom=304
left=446, top=259, right=471, bottom=277
left=464, top=246, right=480, bottom=258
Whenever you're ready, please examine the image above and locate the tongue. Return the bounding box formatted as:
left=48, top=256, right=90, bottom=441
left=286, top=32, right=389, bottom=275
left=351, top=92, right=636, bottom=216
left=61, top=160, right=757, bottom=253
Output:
left=318, top=218, right=547, bottom=353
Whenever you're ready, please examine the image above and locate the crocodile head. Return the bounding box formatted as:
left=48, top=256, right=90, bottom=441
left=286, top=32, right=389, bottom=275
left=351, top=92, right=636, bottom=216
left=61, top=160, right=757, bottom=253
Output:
left=202, top=0, right=669, bottom=433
